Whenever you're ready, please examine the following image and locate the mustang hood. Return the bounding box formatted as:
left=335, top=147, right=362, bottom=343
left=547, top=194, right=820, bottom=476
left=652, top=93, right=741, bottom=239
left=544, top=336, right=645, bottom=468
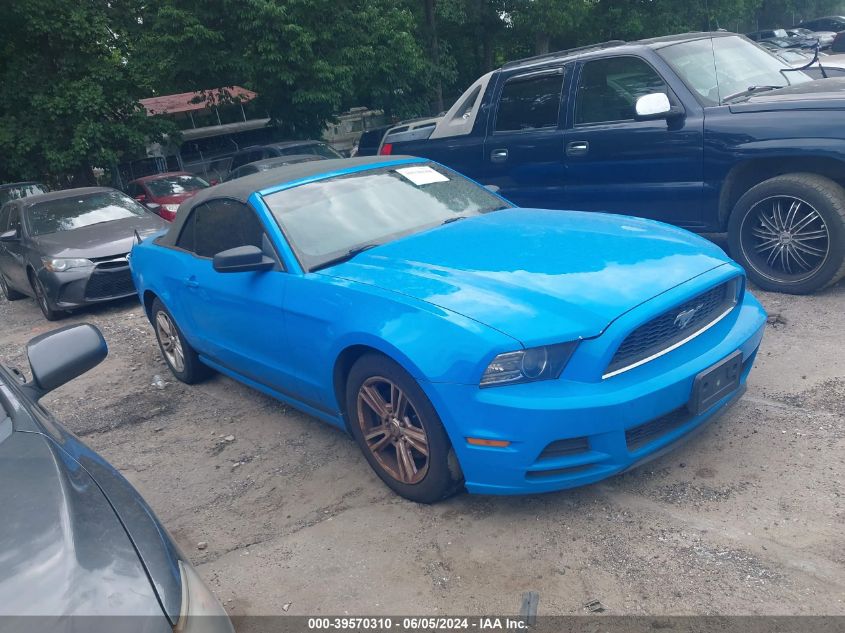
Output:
left=32, top=213, right=167, bottom=259
left=322, top=209, right=731, bottom=344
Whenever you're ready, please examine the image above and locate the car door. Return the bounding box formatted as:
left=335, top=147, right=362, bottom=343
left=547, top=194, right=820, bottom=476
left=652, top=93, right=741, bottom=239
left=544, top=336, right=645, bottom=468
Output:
left=174, top=199, right=296, bottom=393
left=481, top=66, right=569, bottom=208
left=1, top=204, right=31, bottom=292
left=562, top=55, right=705, bottom=227
left=0, top=204, right=13, bottom=287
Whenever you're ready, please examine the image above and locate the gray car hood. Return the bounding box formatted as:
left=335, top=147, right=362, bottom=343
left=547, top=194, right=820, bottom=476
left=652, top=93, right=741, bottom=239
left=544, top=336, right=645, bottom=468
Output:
left=31, top=214, right=167, bottom=259
left=0, top=424, right=166, bottom=620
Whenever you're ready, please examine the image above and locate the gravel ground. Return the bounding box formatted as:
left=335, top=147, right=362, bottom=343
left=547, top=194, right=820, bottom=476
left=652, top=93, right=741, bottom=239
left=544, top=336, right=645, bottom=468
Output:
left=0, top=268, right=842, bottom=618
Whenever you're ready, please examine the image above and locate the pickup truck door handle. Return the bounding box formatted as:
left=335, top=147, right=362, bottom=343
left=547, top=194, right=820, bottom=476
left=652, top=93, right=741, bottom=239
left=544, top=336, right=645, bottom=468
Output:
left=490, top=148, right=509, bottom=163
left=184, top=276, right=199, bottom=288
left=566, top=141, right=590, bottom=157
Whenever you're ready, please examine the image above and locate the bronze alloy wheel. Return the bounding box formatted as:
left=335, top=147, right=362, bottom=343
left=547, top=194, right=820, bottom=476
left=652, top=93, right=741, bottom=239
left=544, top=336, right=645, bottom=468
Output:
left=356, top=376, right=430, bottom=484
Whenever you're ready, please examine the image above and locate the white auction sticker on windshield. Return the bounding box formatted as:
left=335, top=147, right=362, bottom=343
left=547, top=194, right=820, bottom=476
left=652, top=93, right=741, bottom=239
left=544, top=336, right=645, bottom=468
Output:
left=396, top=166, right=450, bottom=186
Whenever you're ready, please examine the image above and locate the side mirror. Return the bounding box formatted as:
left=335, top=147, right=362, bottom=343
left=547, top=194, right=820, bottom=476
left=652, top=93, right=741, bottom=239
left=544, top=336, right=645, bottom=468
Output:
left=634, top=93, right=683, bottom=121
left=25, top=324, right=107, bottom=399
left=213, top=245, right=275, bottom=273
left=0, top=229, right=19, bottom=243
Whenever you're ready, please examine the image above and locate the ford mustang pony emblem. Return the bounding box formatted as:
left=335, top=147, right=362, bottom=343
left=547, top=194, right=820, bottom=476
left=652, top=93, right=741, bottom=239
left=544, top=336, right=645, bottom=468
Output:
left=674, top=304, right=703, bottom=329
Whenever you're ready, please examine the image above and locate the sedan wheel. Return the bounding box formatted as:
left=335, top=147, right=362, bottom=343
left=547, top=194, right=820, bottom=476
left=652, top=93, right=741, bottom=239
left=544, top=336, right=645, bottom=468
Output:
left=0, top=274, right=25, bottom=301
left=356, top=377, right=430, bottom=485
left=30, top=273, right=64, bottom=321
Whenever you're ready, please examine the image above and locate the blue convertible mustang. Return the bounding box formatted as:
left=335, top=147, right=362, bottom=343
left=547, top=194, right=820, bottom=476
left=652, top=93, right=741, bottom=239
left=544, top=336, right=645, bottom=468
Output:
left=130, top=156, right=767, bottom=502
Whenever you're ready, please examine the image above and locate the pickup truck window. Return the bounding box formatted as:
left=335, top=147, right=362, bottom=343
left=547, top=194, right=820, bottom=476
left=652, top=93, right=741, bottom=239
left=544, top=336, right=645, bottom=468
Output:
left=575, top=57, right=668, bottom=125
left=494, top=72, right=564, bottom=132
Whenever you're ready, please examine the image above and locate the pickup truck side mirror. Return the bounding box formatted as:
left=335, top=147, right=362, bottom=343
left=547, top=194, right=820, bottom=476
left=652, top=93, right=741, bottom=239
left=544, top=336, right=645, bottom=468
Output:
left=634, top=93, right=684, bottom=121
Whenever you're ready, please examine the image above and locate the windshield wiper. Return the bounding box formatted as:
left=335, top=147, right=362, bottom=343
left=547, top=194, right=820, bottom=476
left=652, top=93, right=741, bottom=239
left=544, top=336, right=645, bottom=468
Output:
left=722, top=85, right=785, bottom=104
left=441, top=215, right=467, bottom=225
left=310, top=243, right=380, bottom=272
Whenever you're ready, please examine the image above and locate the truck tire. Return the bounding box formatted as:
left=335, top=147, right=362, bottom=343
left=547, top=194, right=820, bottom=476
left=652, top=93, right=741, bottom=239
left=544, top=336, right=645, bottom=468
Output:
left=728, top=173, right=845, bottom=294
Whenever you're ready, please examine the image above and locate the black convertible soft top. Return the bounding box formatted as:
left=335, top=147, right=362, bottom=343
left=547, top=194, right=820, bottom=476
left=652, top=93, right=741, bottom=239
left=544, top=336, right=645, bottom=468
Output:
left=159, top=155, right=421, bottom=246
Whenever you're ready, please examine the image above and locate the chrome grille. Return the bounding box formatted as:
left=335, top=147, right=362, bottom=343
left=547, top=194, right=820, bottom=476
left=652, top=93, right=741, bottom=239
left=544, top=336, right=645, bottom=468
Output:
left=605, top=279, right=738, bottom=378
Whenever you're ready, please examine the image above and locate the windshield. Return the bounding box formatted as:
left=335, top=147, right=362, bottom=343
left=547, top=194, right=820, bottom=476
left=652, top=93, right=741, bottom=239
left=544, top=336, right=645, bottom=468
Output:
left=263, top=162, right=510, bottom=271
left=27, top=191, right=149, bottom=236
left=0, top=183, right=48, bottom=206
left=145, top=174, right=209, bottom=197
left=279, top=143, right=342, bottom=159
left=657, top=35, right=812, bottom=105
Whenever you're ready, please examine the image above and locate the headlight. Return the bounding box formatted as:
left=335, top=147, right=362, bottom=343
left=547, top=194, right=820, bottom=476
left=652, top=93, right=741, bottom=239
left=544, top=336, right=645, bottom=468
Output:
left=163, top=203, right=180, bottom=213
left=41, top=257, right=93, bottom=272
left=480, top=342, right=577, bottom=387
left=174, top=561, right=234, bottom=633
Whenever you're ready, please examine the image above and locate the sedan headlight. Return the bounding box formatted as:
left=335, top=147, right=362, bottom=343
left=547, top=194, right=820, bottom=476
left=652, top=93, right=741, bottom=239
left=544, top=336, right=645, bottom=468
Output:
left=163, top=203, right=180, bottom=214
left=174, top=561, right=234, bottom=633
left=41, top=257, right=93, bottom=272
left=480, top=342, right=578, bottom=387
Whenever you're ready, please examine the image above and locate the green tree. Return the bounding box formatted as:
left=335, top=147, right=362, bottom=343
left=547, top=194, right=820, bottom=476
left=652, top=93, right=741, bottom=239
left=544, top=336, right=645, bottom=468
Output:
left=136, top=0, right=435, bottom=134
left=0, top=0, right=170, bottom=184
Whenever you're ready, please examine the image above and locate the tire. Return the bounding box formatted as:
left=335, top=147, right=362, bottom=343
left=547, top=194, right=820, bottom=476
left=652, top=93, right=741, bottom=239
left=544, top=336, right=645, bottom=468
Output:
left=0, top=274, right=25, bottom=301
left=728, top=173, right=845, bottom=294
left=151, top=298, right=211, bottom=384
left=29, top=270, right=65, bottom=321
left=345, top=353, right=463, bottom=503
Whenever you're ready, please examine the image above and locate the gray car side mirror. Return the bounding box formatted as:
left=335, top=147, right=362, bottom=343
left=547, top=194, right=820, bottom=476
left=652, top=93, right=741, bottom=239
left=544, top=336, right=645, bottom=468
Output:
left=25, top=324, right=108, bottom=399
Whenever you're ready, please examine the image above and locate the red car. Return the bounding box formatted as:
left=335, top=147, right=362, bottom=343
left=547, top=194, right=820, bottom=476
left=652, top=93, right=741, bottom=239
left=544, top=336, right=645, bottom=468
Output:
left=126, top=172, right=211, bottom=221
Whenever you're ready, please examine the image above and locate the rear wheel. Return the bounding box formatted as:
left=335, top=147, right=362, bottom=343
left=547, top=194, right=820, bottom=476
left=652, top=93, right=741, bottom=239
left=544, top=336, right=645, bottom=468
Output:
left=0, top=274, right=25, bottom=301
left=29, top=271, right=65, bottom=321
left=151, top=298, right=211, bottom=384
left=345, top=353, right=463, bottom=503
left=729, top=173, right=845, bottom=294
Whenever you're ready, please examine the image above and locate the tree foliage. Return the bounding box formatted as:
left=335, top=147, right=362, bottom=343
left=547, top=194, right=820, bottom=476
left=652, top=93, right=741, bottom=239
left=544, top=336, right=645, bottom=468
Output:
left=0, top=0, right=840, bottom=183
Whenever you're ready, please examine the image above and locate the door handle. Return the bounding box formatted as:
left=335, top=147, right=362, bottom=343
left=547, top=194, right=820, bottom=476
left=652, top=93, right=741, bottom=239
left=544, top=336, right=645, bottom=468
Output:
left=490, top=148, right=509, bottom=163
left=566, top=141, right=589, bottom=157
left=184, top=277, right=199, bottom=288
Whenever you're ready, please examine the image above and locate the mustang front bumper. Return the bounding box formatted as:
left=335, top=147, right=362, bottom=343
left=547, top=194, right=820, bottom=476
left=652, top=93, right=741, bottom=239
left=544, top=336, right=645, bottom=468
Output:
left=425, top=287, right=767, bottom=495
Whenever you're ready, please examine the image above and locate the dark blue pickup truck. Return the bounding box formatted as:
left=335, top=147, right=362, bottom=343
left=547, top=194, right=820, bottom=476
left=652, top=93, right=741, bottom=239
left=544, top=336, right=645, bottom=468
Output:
left=380, top=32, right=845, bottom=294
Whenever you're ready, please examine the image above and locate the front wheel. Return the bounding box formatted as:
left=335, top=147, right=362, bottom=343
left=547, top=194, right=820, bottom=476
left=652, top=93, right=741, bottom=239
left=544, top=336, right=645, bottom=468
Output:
left=345, top=353, right=463, bottom=503
left=29, top=271, right=65, bottom=321
left=728, top=173, right=845, bottom=294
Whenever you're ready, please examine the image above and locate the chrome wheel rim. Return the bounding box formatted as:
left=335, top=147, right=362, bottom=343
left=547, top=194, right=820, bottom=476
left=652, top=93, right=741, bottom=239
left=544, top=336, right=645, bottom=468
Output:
left=356, top=377, right=429, bottom=485
left=155, top=311, right=185, bottom=373
left=741, top=195, right=830, bottom=284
